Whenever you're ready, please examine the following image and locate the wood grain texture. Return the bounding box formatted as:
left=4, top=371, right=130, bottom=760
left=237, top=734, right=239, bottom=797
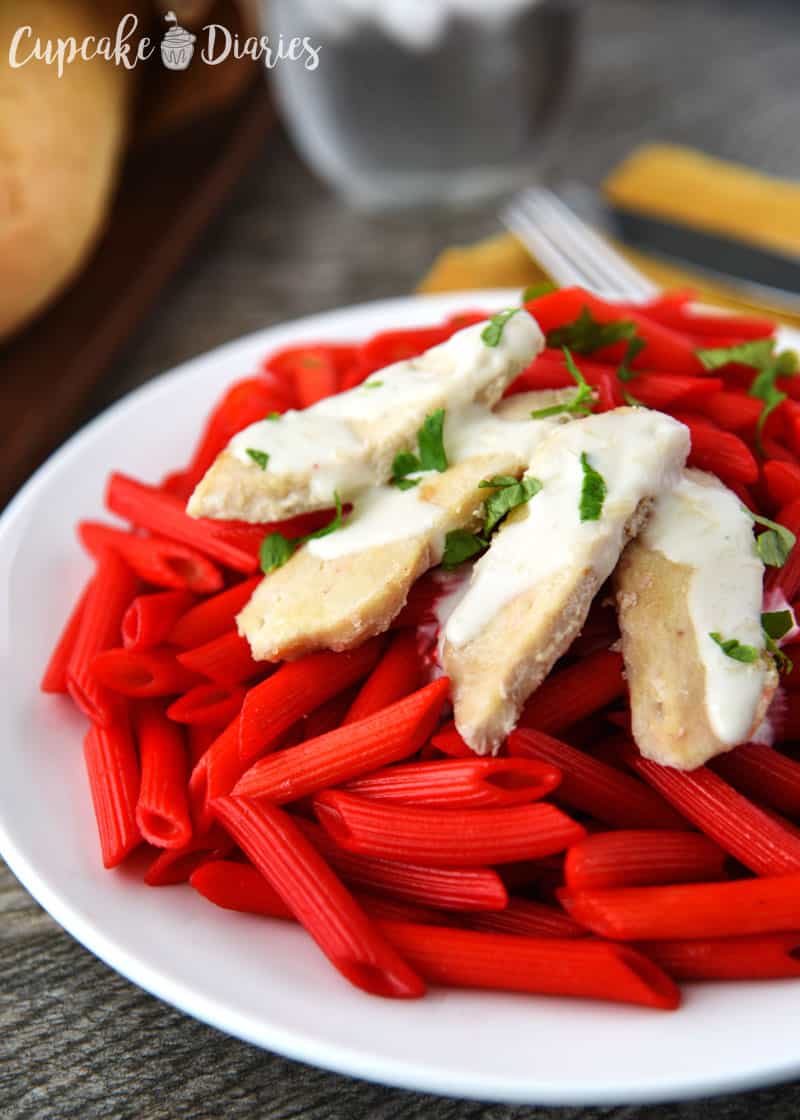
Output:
left=4, top=0, right=800, bottom=1116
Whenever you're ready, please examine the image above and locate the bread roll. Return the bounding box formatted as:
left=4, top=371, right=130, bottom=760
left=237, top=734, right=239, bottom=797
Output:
left=0, top=1, right=142, bottom=339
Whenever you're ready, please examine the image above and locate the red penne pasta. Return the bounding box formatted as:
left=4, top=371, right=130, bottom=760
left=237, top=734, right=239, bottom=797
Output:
left=296, top=818, right=507, bottom=912
left=105, top=473, right=260, bottom=573
left=83, top=719, right=142, bottom=868
left=343, top=758, right=560, bottom=809
left=188, top=716, right=245, bottom=833
left=314, top=791, right=585, bottom=868
left=428, top=724, right=476, bottom=759
left=509, top=729, right=689, bottom=831
left=343, top=630, right=424, bottom=725
left=190, top=859, right=293, bottom=919
left=697, top=390, right=764, bottom=433
left=235, top=679, right=450, bottom=804
left=182, top=374, right=294, bottom=491
left=637, top=302, right=774, bottom=340
left=627, top=373, right=723, bottom=410
left=177, top=631, right=262, bottom=687
left=464, top=898, right=587, bottom=939
left=518, top=650, right=626, bottom=735
left=167, top=682, right=246, bottom=727
left=377, top=921, right=680, bottom=1009
left=767, top=500, right=800, bottom=602
left=673, top=413, right=759, bottom=485
left=711, top=744, right=800, bottom=818
left=187, top=723, right=219, bottom=766
left=212, top=796, right=426, bottom=998
left=625, top=750, right=800, bottom=876
left=134, top=701, right=192, bottom=849
left=300, top=690, right=357, bottom=741
left=238, top=640, right=384, bottom=764
left=167, top=576, right=261, bottom=648
left=122, top=590, right=196, bottom=651
left=564, top=830, right=728, bottom=891
left=91, top=647, right=200, bottom=698
left=79, top=521, right=224, bottom=593
left=639, top=933, right=800, bottom=981
left=270, top=345, right=339, bottom=407
left=763, top=461, right=800, bottom=510
left=559, top=874, right=800, bottom=941
left=41, top=579, right=92, bottom=694
left=67, top=550, right=139, bottom=725
left=143, top=824, right=233, bottom=887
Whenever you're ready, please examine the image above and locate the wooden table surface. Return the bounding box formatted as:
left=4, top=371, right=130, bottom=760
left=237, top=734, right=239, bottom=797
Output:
left=4, top=0, right=800, bottom=1116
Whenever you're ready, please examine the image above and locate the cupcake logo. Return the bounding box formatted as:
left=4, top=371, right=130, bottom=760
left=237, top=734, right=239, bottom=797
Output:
left=160, top=10, right=196, bottom=71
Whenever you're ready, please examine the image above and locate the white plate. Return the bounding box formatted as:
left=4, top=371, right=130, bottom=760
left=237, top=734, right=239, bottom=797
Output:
left=2, top=290, right=799, bottom=1106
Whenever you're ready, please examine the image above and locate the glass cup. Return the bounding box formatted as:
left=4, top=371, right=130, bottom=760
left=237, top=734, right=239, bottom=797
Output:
left=262, top=0, right=579, bottom=210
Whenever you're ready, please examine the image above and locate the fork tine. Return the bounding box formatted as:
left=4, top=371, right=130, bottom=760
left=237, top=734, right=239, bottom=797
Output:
left=502, top=187, right=660, bottom=302
left=513, top=195, right=624, bottom=298
left=532, top=189, right=658, bottom=300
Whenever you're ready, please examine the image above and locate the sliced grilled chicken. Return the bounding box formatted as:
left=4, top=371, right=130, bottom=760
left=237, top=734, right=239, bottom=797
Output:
left=615, top=469, right=778, bottom=770
left=187, top=311, right=544, bottom=523
left=441, top=408, right=691, bottom=755
left=238, top=391, right=577, bottom=661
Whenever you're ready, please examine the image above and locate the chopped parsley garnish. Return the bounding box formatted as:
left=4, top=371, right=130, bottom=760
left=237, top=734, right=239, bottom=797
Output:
left=622, top=386, right=645, bottom=407
left=578, top=452, right=606, bottom=522
left=259, top=492, right=346, bottom=574
left=364, top=380, right=383, bottom=389
left=521, top=281, right=557, bottom=302
left=545, top=306, right=641, bottom=356
left=617, top=336, right=648, bottom=382
left=709, top=631, right=760, bottom=664
left=479, top=475, right=542, bottom=534
left=265, top=411, right=281, bottom=420
left=440, top=474, right=543, bottom=569
left=259, top=532, right=295, bottom=573
left=531, top=347, right=595, bottom=419
left=748, top=511, right=796, bottom=568
left=697, top=339, right=798, bottom=452
left=762, top=609, right=795, bottom=641
left=481, top=307, right=521, bottom=347
left=766, top=636, right=794, bottom=674
left=391, top=409, right=448, bottom=487
left=441, top=529, right=488, bottom=570
left=696, top=339, right=778, bottom=372
left=246, top=449, right=269, bottom=470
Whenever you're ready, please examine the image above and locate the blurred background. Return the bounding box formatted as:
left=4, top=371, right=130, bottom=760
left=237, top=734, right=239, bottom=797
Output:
left=1, top=0, right=798, bottom=510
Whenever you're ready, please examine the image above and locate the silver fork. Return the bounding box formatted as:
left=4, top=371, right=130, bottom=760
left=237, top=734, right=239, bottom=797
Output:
left=502, top=186, right=660, bottom=302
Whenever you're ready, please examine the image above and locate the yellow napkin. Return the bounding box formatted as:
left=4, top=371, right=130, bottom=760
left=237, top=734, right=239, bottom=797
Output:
left=419, top=144, right=800, bottom=329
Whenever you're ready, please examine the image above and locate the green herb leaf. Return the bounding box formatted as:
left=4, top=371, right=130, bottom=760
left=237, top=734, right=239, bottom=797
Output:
left=546, top=306, right=639, bottom=355
left=364, top=380, right=383, bottom=389
left=441, top=529, right=487, bottom=570
left=709, top=631, right=760, bottom=664
left=246, top=449, right=269, bottom=470
left=478, top=476, right=520, bottom=489
left=579, top=452, right=607, bottom=522
left=483, top=476, right=542, bottom=535
left=765, top=634, right=794, bottom=675
left=762, top=609, right=795, bottom=641
left=617, top=336, right=648, bottom=382
left=696, top=339, right=777, bottom=372
left=259, top=532, right=295, bottom=573
left=749, top=512, right=797, bottom=568
left=306, top=492, right=344, bottom=541
left=417, top=408, right=448, bottom=472
left=521, top=281, right=557, bottom=302
left=265, top=411, right=281, bottom=420
left=394, top=477, right=420, bottom=490
left=530, top=347, right=595, bottom=419
left=622, top=387, right=645, bottom=407
left=481, top=308, right=521, bottom=348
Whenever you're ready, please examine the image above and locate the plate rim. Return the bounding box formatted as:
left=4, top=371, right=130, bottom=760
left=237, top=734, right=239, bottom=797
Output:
left=3, top=287, right=800, bottom=1106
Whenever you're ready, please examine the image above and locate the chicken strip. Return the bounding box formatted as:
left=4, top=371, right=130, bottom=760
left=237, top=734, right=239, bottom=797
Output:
left=187, top=310, right=544, bottom=523
left=614, top=469, right=778, bottom=770
left=441, top=408, right=691, bottom=754
left=237, top=390, right=578, bottom=661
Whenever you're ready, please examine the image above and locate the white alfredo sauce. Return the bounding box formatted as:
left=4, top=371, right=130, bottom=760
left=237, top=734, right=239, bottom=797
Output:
left=227, top=310, right=543, bottom=503
left=445, top=409, right=691, bottom=649
left=307, top=481, right=443, bottom=559
left=640, top=469, right=767, bottom=746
